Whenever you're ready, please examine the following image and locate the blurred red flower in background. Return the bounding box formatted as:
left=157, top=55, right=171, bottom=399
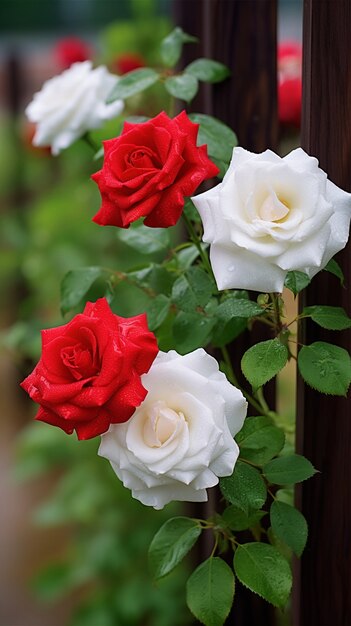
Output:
left=54, top=37, right=93, bottom=69
left=278, top=42, right=302, bottom=128
left=112, top=52, right=146, bottom=75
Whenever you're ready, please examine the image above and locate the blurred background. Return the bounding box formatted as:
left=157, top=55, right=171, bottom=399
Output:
left=0, top=1, right=301, bottom=625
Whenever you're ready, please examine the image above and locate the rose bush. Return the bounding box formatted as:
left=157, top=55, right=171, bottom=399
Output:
left=20, top=298, right=159, bottom=440
left=192, top=147, right=351, bottom=292
left=92, top=111, right=219, bottom=229
left=25, top=61, right=124, bottom=155
left=99, top=349, right=247, bottom=509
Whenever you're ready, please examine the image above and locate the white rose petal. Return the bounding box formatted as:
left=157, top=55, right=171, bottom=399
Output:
left=99, top=349, right=247, bottom=510
left=25, top=61, right=124, bottom=155
left=192, top=147, right=351, bottom=293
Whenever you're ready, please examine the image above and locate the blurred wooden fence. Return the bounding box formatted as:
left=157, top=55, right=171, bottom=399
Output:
left=177, top=1, right=351, bottom=625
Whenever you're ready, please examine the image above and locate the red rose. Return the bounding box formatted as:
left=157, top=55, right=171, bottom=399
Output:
left=20, top=298, right=158, bottom=440
left=55, top=37, right=93, bottom=69
left=112, top=52, right=146, bottom=75
left=91, top=111, right=219, bottom=229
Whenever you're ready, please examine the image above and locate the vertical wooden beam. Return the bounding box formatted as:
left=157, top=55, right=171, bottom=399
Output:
left=296, top=2, right=351, bottom=625
left=207, top=0, right=278, bottom=152
left=177, top=2, right=278, bottom=624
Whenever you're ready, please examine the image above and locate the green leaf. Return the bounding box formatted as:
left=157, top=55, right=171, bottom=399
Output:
left=173, top=311, right=215, bottom=353
left=60, top=267, right=107, bottom=315
left=174, top=244, right=201, bottom=270
left=33, top=563, right=75, bottom=601
left=217, top=297, right=264, bottom=320
left=117, top=222, right=170, bottom=254
left=186, top=557, right=235, bottom=626
left=186, top=266, right=216, bottom=306
left=149, top=517, right=202, bottom=580
left=263, top=454, right=316, bottom=485
left=106, top=68, right=159, bottom=102
left=236, top=416, right=285, bottom=465
left=171, top=266, right=215, bottom=312
left=220, top=461, right=267, bottom=513
left=210, top=157, right=229, bottom=180
left=212, top=317, right=247, bottom=348
left=160, top=27, right=198, bottom=67
left=189, top=113, right=238, bottom=162
left=323, top=258, right=345, bottom=285
left=241, top=339, right=288, bottom=391
left=302, top=305, right=351, bottom=330
left=165, top=74, right=199, bottom=103
left=145, top=295, right=170, bottom=331
left=234, top=543, right=292, bottom=608
left=185, top=58, right=230, bottom=83
left=270, top=501, right=308, bottom=557
left=284, top=271, right=311, bottom=295
left=298, top=341, right=351, bottom=396
left=211, top=292, right=249, bottom=347
left=222, top=506, right=266, bottom=531
left=183, top=198, right=202, bottom=223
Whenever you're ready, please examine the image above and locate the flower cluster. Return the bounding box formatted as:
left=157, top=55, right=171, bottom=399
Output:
left=22, top=44, right=351, bottom=516
left=20, top=29, right=351, bottom=623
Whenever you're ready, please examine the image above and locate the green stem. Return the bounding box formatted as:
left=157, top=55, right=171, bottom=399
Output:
left=271, top=292, right=282, bottom=332
left=182, top=212, right=215, bottom=281
left=255, top=387, right=270, bottom=414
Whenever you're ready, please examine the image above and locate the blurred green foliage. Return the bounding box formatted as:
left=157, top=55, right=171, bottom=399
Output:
left=16, top=422, right=192, bottom=626
left=1, top=8, right=196, bottom=624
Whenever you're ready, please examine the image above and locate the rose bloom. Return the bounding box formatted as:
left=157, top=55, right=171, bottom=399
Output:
left=54, top=37, right=93, bottom=69
left=20, top=299, right=158, bottom=440
left=92, top=111, right=219, bottom=229
left=25, top=61, right=124, bottom=155
left=192, top=147, right=351, bottom=293
left=99, top=349, right=247, bottom=509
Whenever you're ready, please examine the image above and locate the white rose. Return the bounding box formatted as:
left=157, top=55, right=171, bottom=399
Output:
left=25, top=61, right=124, bottom=155
left=192, top=147, right=351, bottom=293
left=99, top=349, right=247, bottom=510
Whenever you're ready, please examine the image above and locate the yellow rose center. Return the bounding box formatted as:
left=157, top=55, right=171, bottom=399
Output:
left=258, top=194, right=290, bottom=222
left=143, top=401, right=185, bottom=447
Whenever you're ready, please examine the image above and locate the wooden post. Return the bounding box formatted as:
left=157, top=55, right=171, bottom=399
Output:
left=296, top=2, right=351, bottom=624
left=176, top=1, right=278, bottom=624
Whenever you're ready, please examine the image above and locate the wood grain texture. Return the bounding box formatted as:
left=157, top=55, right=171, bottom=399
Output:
left=177, top=2, right=278, bottom=624
left=295, top=2, right=351, bottom=625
